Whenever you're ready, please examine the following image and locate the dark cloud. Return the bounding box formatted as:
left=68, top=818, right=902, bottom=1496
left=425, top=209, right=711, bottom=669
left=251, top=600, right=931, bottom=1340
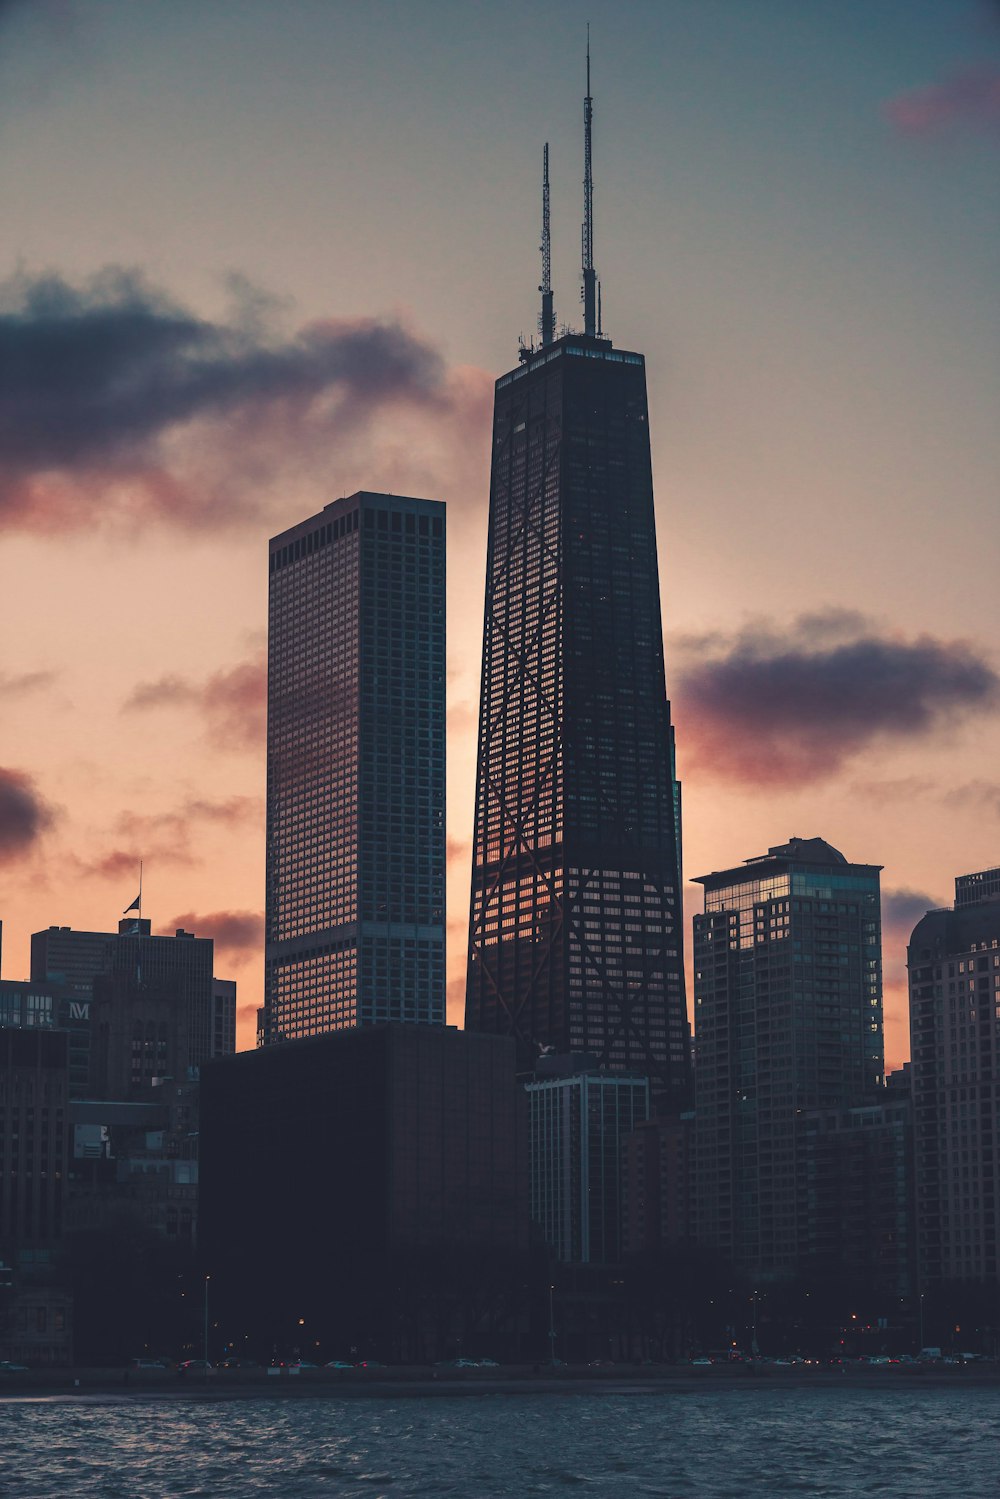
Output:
left=0, top=766, right=53, bottom=859
left=124, top=656, right=266, bottom=752
left=163, top=909, right=263, bottom=965
left=882, top=886, right=943, bottom=945
left=673, top=612, right=1000, bottom=786
left=886, top=65, right=1000, bottom=137
left=0, top=267, right=472, bottom=532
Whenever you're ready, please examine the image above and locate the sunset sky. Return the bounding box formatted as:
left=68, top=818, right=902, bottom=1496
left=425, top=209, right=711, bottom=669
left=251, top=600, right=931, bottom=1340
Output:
left=1, top=0, right=997, bottom=1064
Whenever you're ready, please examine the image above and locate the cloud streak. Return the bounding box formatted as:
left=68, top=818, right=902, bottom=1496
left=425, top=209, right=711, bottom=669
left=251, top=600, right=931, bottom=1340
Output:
left=886, top=65, right=1000, bottom=138
left=124, top=657, right=266, bottom=752
left=0, top=267, right=487, bottom=533
left=71, top=794, right=259, bottom=881
left=163, top=908, right=263, bottom=966
left=0, top=767, right=54, bottom=860
left=673, top=611, right=1000, bottom=786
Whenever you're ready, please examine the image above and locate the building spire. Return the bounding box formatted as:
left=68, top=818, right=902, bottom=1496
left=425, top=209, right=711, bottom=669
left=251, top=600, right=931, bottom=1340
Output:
left=581, top=26, right=598, bottom=337
left=539, top=143, right=555, bottom=346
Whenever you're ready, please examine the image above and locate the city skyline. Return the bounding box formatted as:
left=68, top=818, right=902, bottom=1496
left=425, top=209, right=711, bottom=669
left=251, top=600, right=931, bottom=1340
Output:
left=1, top=1, right=998, bottom=1068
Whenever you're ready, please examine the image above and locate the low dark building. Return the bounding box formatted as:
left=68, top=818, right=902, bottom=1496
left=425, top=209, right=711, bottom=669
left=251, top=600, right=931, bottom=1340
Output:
left=621, top=1113, right=693, bottom=1259
left=199, top=1025, right=530, bottom=1363
left=799, top=1098, right=915, bottom=1303
left=0, top=1029, right=72, bottom=1365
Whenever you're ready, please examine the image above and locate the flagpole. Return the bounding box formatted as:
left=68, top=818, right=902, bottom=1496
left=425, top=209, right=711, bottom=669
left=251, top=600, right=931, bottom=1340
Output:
left=138, top=860, right=143, bottom=924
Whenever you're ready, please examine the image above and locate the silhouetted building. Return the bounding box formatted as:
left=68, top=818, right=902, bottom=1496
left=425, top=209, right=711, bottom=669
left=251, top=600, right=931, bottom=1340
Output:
left=200, top=1025, right=528, bottom=1360
left=262, top=492, right=446, bottom=1045
left=30, top=920, right=228, bottom=1089
left=621, top=1113, right=692, bottom=1259
left=908, top=870, right=1000, bottom=1286
left=67, top=1084, right=199, bottom=1243
left=211, top=979, right=236, bottom=1059
left=0, top=979, right=91, bottom=1096
left=0, top=1029, right=72, bottom=1365
left=800, top=1097, right=914, bottom=1300
left=465, top=137, right=687, bottom=1101
left=525, top=1058, right=649, bottom=1264
left=693, top=837, right=883, bottom=1279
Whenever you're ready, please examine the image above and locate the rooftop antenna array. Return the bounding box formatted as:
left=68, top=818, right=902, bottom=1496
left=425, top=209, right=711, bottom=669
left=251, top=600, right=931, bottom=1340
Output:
left=539, top=143, right=555, bottom=346
left=581, top=26, right=598, bottom=337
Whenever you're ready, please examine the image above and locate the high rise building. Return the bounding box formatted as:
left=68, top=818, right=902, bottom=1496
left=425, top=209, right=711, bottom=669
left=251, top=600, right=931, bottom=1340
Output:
left=464, top=62, right=687, bottom=1103
left=30, top=919, right=227, bottom=1087
left=262, top=492, right=446, bottom=1044
left=908, top=869, right=1000, bottom=1286
left=692, top=837, right=883, bottom=1279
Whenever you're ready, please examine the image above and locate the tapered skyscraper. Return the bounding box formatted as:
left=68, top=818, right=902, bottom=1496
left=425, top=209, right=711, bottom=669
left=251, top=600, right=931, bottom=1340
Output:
left=465, top=57, right=688, bottom=1103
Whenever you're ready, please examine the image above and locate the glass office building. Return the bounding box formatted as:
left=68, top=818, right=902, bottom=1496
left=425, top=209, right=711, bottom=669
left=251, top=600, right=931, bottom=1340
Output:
left=464, top=335, right=687, bottom=1104
left=262, top=491, right=446, bottom=1043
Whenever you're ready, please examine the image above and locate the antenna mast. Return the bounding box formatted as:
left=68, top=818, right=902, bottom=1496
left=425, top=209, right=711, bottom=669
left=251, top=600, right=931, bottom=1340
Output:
left=539, top=143, right=555, bottom=346
left=581, top=27, right=598, bottom=337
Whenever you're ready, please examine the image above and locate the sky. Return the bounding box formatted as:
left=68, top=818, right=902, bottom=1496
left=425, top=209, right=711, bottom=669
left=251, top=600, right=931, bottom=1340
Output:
left=0, top=0, right=998, bottom=1065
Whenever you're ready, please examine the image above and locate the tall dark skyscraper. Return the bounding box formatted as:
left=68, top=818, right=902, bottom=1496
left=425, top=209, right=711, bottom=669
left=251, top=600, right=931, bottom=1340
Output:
left=262, top=491, right=446, bottom=1044
left=464, top=61, right=687, bottom=1102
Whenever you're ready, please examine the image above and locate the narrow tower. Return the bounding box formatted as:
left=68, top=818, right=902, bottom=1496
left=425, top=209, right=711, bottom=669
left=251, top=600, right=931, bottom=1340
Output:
left=581, top=33, right=598, bottom=338
left=539, top=143, right=555, bottom=348
left=465, top=57, right=688, bottom=1106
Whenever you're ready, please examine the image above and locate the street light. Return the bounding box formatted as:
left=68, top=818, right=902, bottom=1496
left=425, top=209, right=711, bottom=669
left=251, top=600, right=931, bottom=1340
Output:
left=548, top=1284, right=556, bottom=1367
left=203, top=1275, right=211, bottom=1371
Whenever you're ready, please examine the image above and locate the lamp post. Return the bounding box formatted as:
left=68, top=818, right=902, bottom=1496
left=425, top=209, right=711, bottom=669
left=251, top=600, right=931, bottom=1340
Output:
left=751, top=1291, right=759, bottom=1357
left=203, top=1274, right=211, bottom=1372
left=919, top=1292, right=925, bottom=1352
left=548, top=1284, right=556, bottom=1367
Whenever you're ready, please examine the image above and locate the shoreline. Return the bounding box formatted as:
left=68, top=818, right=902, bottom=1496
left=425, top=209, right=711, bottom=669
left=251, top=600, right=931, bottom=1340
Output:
left=3, top=1366, right=998, bottom=1401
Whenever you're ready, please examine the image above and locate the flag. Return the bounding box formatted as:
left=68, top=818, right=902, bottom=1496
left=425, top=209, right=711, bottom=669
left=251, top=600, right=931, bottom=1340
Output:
left=123, top=893, right=141, bottom=914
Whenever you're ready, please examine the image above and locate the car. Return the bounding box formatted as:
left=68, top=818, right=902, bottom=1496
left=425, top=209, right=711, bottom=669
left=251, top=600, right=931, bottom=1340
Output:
left=129, top=1357, right=169, bottom=1370
left=216, top=1358, right=261, bottom=1370
left=354, top=1359, right=385, bottom=1369
left=0, top=1360, right=29, bottom=1373
left=325, top=1360, right=355, bottom=1370
left=475, top=1358, right=500, bottom=1367
left=287, top=1360, right=319, bottom=1370
left=178, top=1359, right=214, bottom=1372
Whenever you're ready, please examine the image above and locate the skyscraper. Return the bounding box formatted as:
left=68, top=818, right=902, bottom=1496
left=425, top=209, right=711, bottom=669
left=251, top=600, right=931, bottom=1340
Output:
left=692, top=837, right=884, bottom=1279
left=262, top=491, right=446, bottom=1044
left=464, top=60, right=687, bottom=1103
left=908, top=869, right=1000, bottom=1286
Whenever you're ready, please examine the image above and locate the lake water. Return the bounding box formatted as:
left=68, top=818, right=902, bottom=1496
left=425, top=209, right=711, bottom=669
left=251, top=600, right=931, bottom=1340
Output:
left=4, top=1388, right=999, bottom=1498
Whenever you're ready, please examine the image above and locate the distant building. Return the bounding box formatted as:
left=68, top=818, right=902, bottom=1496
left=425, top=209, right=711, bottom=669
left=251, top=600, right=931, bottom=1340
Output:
left=261, top=492, right=446, bottom=1045
left=908, top=869, right=1000, bottom=1286
left=692, top=837, right=883, bottom=1279
left=30, top=919, right=230, bottom=1087
left=525, top=1058, right=650, bottom=1264
left=200, top=1025, right=528, bottom=1359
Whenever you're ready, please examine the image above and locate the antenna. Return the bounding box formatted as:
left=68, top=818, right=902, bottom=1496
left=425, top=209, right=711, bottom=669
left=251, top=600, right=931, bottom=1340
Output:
left=581, top=26, right=597, bottom=337
left=539, top=143, right=555, bottom=346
